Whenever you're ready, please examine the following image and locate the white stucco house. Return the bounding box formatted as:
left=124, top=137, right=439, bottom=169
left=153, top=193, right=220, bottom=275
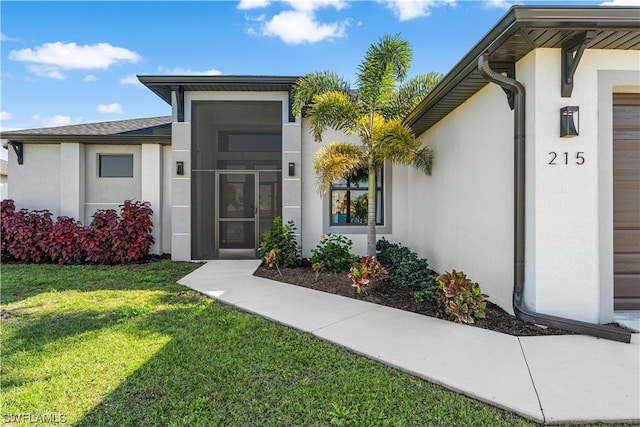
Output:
left=2, top=6, right=638, bottom=341
left=0, top=158, right=8, bottom=201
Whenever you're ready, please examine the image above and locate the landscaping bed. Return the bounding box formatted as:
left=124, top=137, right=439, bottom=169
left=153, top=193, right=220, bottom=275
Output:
left=255, top=261, right=572, bottom=337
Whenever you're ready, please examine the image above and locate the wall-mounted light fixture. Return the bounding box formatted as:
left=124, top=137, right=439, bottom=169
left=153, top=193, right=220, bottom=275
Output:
left=176, top=161, right=184, bottom=175
left=288, top=162, right=295, bottom=177
left=560, top=106, right=579, bottom=137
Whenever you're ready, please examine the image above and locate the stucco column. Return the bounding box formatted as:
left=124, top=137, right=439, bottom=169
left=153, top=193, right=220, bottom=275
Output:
left=171, top=122, right=191, bottom=261
left=282, top=121, right=302, bottom=248
left=141, top=144, right=163, bottom=255
left=60, top=143, right=85, bottom=223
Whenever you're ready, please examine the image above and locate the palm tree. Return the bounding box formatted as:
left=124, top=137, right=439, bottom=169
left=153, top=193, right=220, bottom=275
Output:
left=291, top=33, right=441, bottom=256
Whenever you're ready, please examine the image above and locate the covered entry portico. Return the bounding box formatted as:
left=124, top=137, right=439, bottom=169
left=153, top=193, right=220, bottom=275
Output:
left=139, top=76, right=302, bottom=261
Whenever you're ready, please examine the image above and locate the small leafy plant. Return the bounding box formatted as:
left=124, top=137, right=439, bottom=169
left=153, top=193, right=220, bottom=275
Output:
left=264, top=249, right=281, bottom=275
left=348, top=256, right=388, bottom=294
left=435, top=270, right=488, bottom=324
left=311, top=261, right=324, bottom=281
left=376, top=238, right=436, bottom=302
left=259, top=216, right=301, bottom=269
left=311, top=234, right=358, bottom=273
left=348, top=263, right=369, bottom=294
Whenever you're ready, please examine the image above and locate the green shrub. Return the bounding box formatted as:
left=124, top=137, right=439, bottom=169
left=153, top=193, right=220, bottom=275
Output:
left=259, top=217, right=301, bottom=269
left=311, top=234, right=358, bottom=273
left=376, top=238, right=437, bottom=302
left=435, top=270, right=488, bottom=324
left=375, top=238, right=412, bottom=275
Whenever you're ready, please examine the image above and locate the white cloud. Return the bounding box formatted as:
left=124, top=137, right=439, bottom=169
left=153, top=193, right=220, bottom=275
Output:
left=9, top=42, right=141, bottom=79
left=27, top=64, right=65, bottom=80
left=97, top=103, right=124, bottom=114
left=482, top=0, right=514, bottom=9
left=238, top=0, right=271, bottom=9
left=1, top=33, right=17, bottom=42
left=379, top=0, right=456, bottom=21
left=83, top=74, right=97, bottom=82
left=120, top=74, right=141, bottom=85
left=238, top=0, right=347, bottom=11
left=244, top=0, right=350, bottom=43
left=601, top=0, right=640, bottom=4
left=157, top=66, right=223, bottom=75
left=30, top=114, right=80, bottom=128
left=262, top=10, right=348, bottom=44
left=0, top=111, right=13, bottom=121
left=282, top=0, right=348, bottom=12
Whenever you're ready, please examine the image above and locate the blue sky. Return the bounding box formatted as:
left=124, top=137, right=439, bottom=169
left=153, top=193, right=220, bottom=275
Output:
left=1, top=0, right=637, bottom=134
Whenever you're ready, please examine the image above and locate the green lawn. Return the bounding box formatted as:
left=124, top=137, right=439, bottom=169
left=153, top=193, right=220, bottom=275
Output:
left=0, top=262, right=563, bottom=426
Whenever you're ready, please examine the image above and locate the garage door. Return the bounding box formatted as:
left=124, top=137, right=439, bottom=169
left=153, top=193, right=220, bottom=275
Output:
left=613, top=93, right=640, bottom=310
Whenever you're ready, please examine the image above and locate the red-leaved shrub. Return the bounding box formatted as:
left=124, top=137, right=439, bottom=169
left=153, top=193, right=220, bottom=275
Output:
left=49, top=216, right=87, bottom=264
left=1, top=200, right=53, bottom=263
left=1, top=199, right=155, bottom=264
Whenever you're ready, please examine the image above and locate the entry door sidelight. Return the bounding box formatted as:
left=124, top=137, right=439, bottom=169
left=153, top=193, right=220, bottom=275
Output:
left=217, top=172, right=257, bottom=256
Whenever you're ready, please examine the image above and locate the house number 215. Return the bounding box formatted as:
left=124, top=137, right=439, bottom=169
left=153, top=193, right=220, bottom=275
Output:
left=548, top=152, right=585, bottom=165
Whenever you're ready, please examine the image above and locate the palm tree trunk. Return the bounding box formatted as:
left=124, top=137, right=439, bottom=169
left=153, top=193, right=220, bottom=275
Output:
left=367, top=155, right=376, bottom=257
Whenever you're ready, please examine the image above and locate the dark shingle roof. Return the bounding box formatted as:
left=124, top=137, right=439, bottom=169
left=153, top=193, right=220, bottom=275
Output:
left=2, top=116, right=171, bottom=137
left=0, top=116, right=172, bottom=144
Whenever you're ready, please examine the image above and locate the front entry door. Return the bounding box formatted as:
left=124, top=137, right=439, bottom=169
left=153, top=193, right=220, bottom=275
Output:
left=216, top=171, right=282, bottom=259
left=217, top=172, right=257, bottom=258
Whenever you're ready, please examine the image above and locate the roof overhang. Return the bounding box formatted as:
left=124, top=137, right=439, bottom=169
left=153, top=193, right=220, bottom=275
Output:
left=138, top=75, right=301, bottom=105
left=0, top=135, right=171, bottom=145
left=405, top=6, right=640, bottom=136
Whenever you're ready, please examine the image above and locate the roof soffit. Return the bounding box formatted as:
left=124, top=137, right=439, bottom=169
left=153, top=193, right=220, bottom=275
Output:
left=406, top=6, right=640, bottom=136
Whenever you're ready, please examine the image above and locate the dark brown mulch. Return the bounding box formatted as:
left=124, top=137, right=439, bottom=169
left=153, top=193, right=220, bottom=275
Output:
left=254, top=264, right=574, bottom=337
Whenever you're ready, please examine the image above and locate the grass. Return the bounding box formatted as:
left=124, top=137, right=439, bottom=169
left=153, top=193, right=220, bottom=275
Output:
left=0, top=261, right=613, bottom=426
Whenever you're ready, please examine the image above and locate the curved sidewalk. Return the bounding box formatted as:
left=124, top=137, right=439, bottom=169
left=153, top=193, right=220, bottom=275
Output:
left=179, top=260, right=640, bottom=425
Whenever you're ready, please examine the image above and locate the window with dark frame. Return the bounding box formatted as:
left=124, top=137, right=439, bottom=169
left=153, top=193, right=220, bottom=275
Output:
left=329, top=167, right=383, bottom=226
left=99, top=154, right=133, bottom=178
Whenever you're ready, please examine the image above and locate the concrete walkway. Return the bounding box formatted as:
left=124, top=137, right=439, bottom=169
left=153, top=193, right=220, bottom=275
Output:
left=179, top=260, right=640, bottom=425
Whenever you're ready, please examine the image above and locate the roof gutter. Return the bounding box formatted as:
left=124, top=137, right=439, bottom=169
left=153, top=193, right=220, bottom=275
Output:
left=477, top=53, right=631, bottom=344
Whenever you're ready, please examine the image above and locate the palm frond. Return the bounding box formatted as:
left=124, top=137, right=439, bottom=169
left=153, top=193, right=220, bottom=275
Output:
left=291, top=71, right=351, bottom=117
left=382, top=72, right=443, bottom=119
left=373, top=118, right=418, bottom=168
left=413, top=145, right=434, bottom=176
left=356, top=34, right=412, bottom=113
left=306, top=91, right=361, bottom=142
left=313, top=142, right=367, bottom=195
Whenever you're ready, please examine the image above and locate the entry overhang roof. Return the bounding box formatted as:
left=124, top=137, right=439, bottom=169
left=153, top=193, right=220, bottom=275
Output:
left=405, top=6, right=640, bottom=136
left=138, top=75, right=300, bottom=105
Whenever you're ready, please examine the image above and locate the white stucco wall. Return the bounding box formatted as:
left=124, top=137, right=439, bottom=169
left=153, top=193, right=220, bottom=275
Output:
left=8, top=142, right=166, bottom=255
left=84, top=145, right=142, bottom=224
left=409, top=83, right=515, bottom=313
left=8, top=144, right=62, bottom=216
left=0, top=175, right=7, bottom=201
left=524, top=48, right=640, bottom=323
left=408, top=47, right=639, bottom=322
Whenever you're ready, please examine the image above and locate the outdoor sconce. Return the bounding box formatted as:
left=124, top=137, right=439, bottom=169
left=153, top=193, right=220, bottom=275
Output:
left=288, top=162, right=295, bottom=177
left=560, top=106, right=579, bottom=137
left=176, top=161, right=184, bottom=176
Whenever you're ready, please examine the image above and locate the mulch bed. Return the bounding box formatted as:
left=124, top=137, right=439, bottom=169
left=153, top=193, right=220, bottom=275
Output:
left=254, top=263, right=573, bottom=337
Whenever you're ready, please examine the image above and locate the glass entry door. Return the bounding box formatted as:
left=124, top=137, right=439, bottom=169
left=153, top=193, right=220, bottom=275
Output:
left=217, top=172, right=257, bottom=258
left=215, top=171, right=282, bottom=258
